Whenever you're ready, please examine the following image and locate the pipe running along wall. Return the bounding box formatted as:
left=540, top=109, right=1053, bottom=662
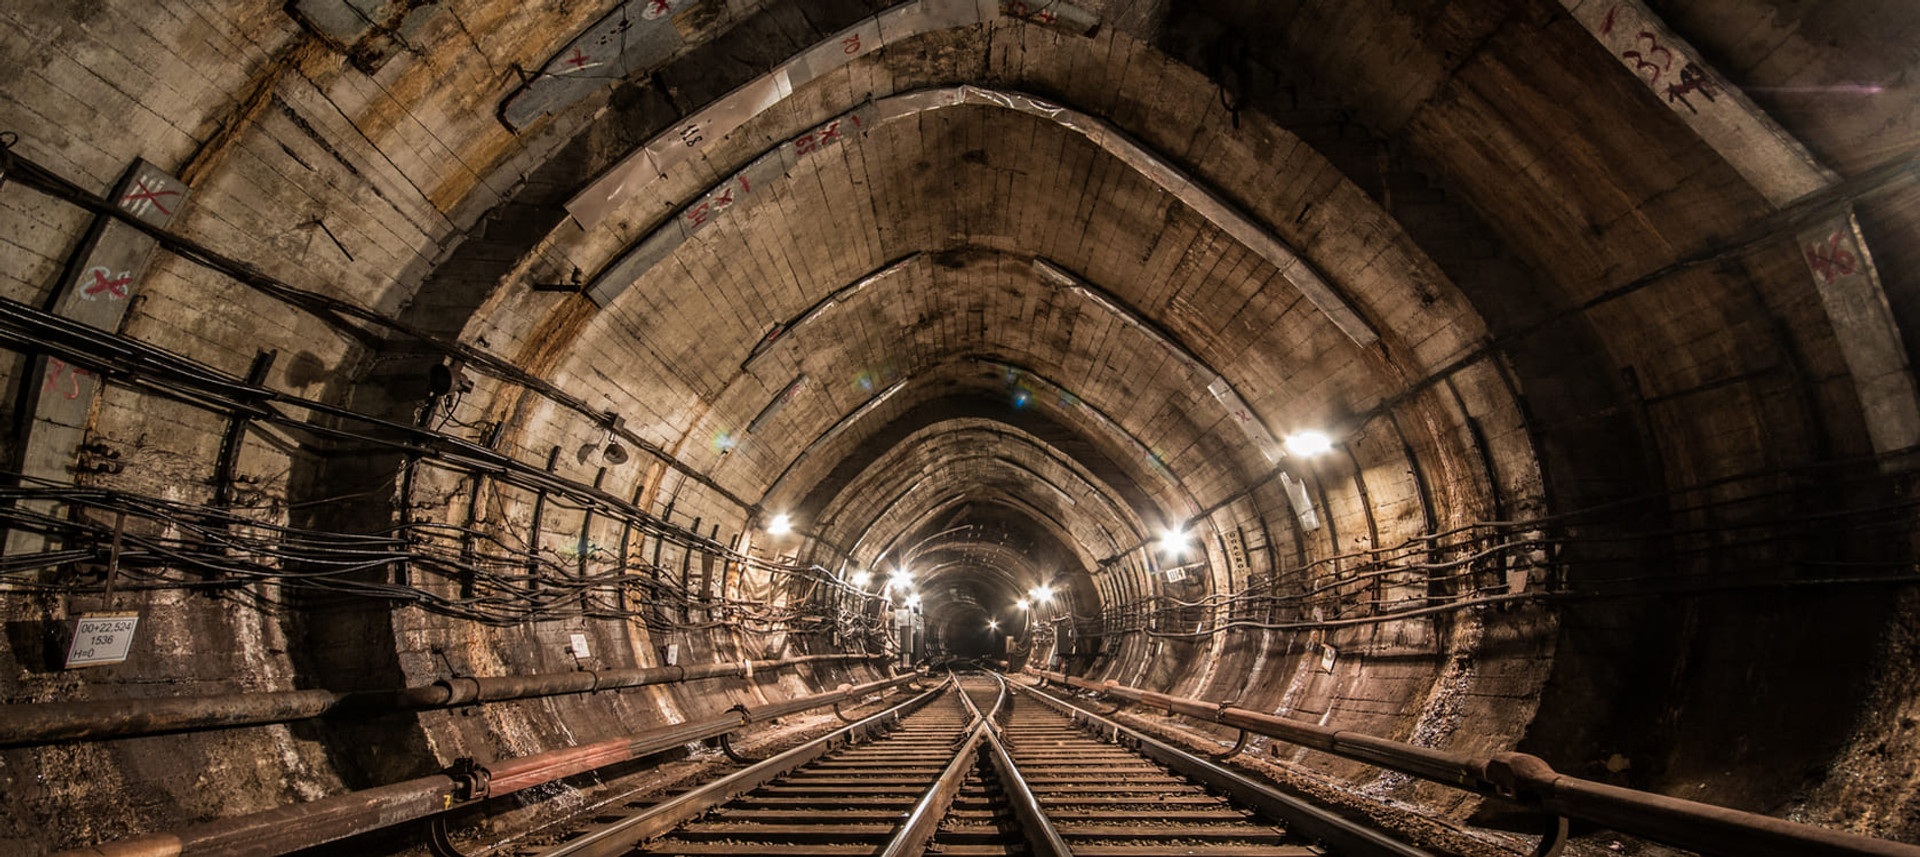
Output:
left=0, top=653, right=884, bottom=746
left=1028, top=670, right=1920, bottom=857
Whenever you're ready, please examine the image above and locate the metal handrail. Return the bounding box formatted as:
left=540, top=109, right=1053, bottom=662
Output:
left=541, top=677, right=953, bottom=857
left=1028, top=669, right=1920, bottom=857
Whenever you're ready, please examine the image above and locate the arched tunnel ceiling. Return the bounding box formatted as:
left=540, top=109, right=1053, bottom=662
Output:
left=453, top=14, right=1505, bottom=626
left=6, top=0, right=1920, bottom=847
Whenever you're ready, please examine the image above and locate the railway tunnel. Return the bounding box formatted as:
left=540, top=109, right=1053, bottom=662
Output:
left=3, top=0, right=1920, bottom=854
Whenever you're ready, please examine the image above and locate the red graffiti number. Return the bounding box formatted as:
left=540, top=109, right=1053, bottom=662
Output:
left=44, top=358, right=94, bottom=400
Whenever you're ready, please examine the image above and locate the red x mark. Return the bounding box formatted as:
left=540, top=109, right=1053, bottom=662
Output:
left=565, top=47, right=591, bottom=69
left=83, top=267, right=132, bottom=300
left=120, top=178, right=179, bottom=216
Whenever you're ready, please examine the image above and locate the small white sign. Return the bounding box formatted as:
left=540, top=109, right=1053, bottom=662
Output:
left=1320, top=644, right=1338, bottom=671
left=66, top=612, right=138, bottom=668
left=1165, top=566, right=1188, bottom=583
left=569, top=633, right=591, bottom=659
left=661, top=643, right=679, bottom=666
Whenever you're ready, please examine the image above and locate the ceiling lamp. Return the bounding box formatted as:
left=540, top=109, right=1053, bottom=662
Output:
left=1156, top=528, right=1191, bottom=557
left=767, top=513, right=793, bottom=535
left=1284, top=430, right=1334, bottom=457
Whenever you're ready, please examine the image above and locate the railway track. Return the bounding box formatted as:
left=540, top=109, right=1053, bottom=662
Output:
left=463, top=671, right=1431, bottom=857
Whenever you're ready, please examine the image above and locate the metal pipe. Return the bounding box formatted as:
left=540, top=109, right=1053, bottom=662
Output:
left=0, top=653, right=880, bottom=746
left=1029, top=669, right=1920, bottom=857
left=47, top=673, right=922, bottom=857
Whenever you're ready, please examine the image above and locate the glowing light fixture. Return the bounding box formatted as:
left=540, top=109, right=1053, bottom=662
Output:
left=850, top=570, right=871, bottom=588
left=1157, top=528, right=1191, bottom=557
left=889, top=568, right=913, bottom=588
left=767, top=513, right=793, bottom=535
left=1284, top=430, right=1334, bottom=457
left=988, top=619, right=1000, bottom=631
left=1029, top=585, right=1054, bottom=604
left=904, top=593, right=922, bottom=608
left=1015, top=598, right=1030, bottom=610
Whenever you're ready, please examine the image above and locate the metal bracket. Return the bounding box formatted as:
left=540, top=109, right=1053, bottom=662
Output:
left=1209, top=727, right=1250, bottom=761
left=833, top=700, right=858, bottom=723
left=1532, top=815, right=1569, bottom=857
left=446, top=757, right=490, bottom=801
left=719, top=732, right=762, bottom=764
left=425, top=816, right=472, bottom=857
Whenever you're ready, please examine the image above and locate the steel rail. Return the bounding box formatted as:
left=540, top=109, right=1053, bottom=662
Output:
left=877, top=674, right=992, bottom=857
left=1028, top=669, right=1920, bottom=857
left=540, top=677, right=953, bottom=857
left=1015, top=677, right=1435, bottom=857
left=0, top=653, right=883, bottom=746
left=971, top=671, right=1073, bottom=857
left=44, top=673, right=923, bottom=857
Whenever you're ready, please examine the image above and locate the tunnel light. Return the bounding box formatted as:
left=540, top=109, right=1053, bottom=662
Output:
left=988, top=619, right=1000, bottom=631
left=889, top=568, right=913, bottom=588
left=904, top=593, right=922, bottom=609
left=1284, top=430, right=1334, bottom=457
left=767, top=513, right=793, bottom=535
left=1157, top=528, right=1191, bottom=557
left=850, top=570, right=871, bottom=588
left=1029, top=584, right=1055, bottom=604
left=1015, top=598, right=1030, bottom=610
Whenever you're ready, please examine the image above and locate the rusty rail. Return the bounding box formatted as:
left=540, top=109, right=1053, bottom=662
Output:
left=0, top=653, right=881, bottom=746
left=1028, top=669, right=1920, bottom=857
left=45, top=672, right=922, bottom=857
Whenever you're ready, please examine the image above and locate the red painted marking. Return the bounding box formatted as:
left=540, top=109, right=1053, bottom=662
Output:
left=44, top=358, right=93, bottom=400
left=1600, top=5, right=1620, bottom=36
left=1806, top=233, right=1858, bottom=284
left=841, top=33, right=862, bottom=54
left=82, top=267, right=132, bottom=300
left=684, top=201, right=711, bottom=229
left=1665, top=62, right=1720, bottom=114
left=643, top=0, right=671, bottom=18
left=565, top=47, right=591, bottom=69
left=817, top=120, right=842, bottom=145
left=120, top=178, right=179, bottom=216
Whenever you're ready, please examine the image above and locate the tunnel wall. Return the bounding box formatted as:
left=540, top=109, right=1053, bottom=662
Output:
left=0, top=0, right=1917, bottom=853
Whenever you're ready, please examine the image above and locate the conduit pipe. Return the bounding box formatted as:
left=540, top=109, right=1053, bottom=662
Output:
left=47, top=673, right=922, bottom=857
left=1028, top=670, right=1920, bottom=857
left=0, top=653, right=883, bottom=747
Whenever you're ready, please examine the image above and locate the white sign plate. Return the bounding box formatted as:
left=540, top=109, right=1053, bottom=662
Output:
left=569, top=633, right=592, bottom=659
left=66, top=612, right=138, bottom=668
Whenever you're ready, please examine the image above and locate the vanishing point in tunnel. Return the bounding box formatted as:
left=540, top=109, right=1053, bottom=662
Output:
left=3, top=0, right=1920, bottom=855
